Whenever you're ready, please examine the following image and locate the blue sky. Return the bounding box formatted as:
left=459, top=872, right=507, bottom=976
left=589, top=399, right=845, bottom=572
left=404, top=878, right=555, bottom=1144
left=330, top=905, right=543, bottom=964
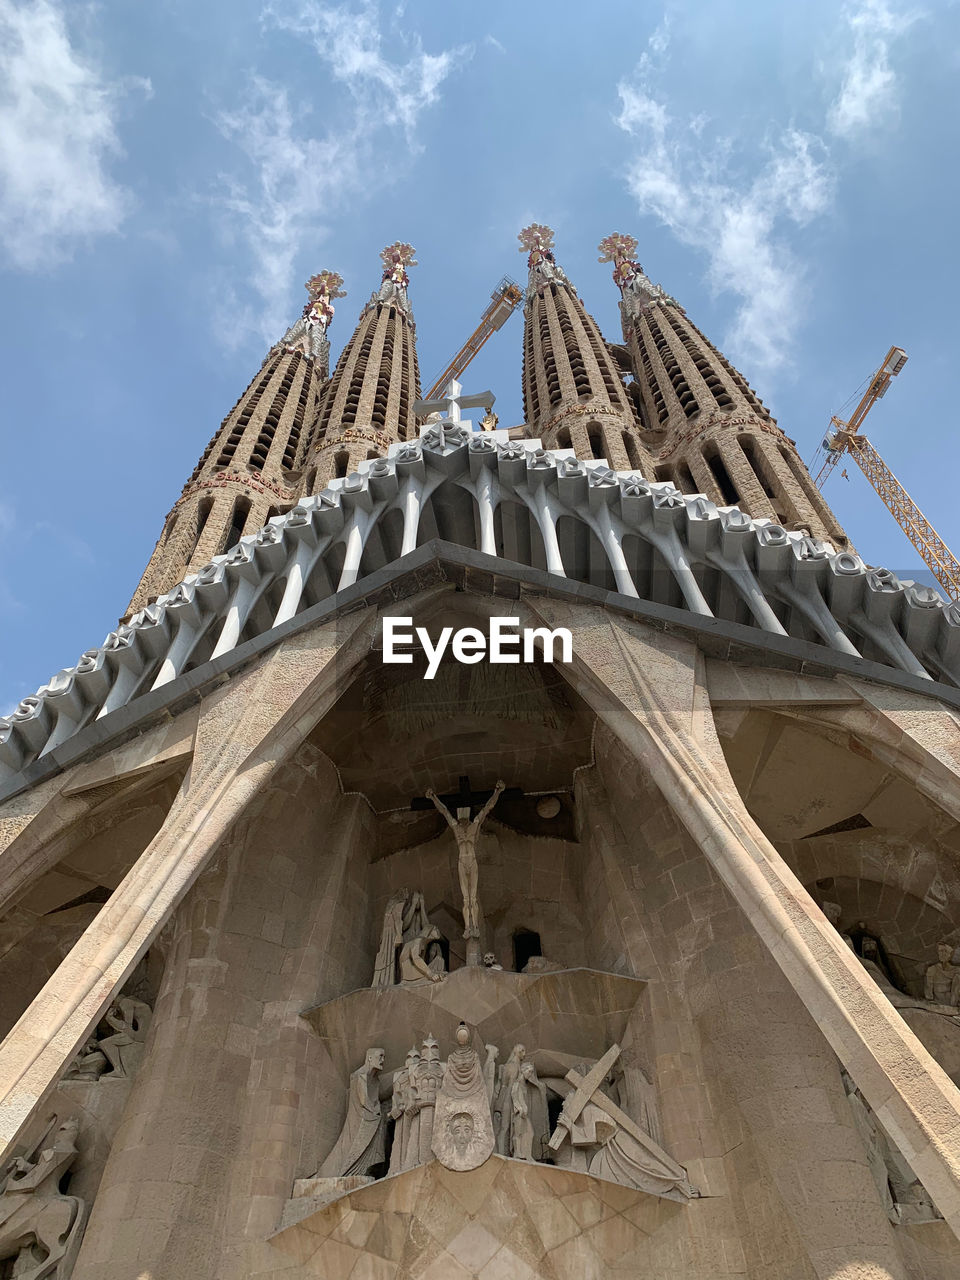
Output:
left=1, top=0, right=958, bottom=712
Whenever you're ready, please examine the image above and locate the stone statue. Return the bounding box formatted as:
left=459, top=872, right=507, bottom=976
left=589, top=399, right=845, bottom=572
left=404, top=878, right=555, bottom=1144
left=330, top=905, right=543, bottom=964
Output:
left=493, top=1044, right=526, bottom=1155
left=426, top=781, right=505, bottom=942
left=64, top=1036, right=107, bottom=1082
left=483, top=1045, right=499, bottom=1106
left=925, top=941, right=960, bottom=1007
left=548, top=1045, right=696, bottom=1202
left=387, top=1047, right=421, bottom=1175
left=482, top=953, right=503, bottom=971
left=98, top=997, right=152, bottom=1078
left=613, top=1062, right=664, bottom=1148
left=318, top=1049, right=386, bottom=1178
left=372, top=889, right=431, bottom=989
left=510, top=1060, right=549, bottom=1161
left=398, top=924, right=445, bottom=986
left=0, top=1117, right=86, bottom=1279
left=431, top=1023, right=496, bottom=1172
left=412, top=1037, right=444, bottom=1167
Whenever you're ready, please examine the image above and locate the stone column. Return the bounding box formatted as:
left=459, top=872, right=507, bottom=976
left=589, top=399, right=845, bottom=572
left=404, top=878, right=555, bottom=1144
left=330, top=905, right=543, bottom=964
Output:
left=527, top=595, right=960, bottom=1241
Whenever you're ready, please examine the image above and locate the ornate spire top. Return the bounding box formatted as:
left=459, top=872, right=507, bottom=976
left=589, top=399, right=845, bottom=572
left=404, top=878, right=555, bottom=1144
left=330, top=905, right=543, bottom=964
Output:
left=306, top=270, right=346, bottom=325
left=279, top=268, right=345, bottom=365
left=518, top=223, right=570, bottom=298
left=367, top=241, right=417, bottom=321
left=598, top=232, right=675, bottom=318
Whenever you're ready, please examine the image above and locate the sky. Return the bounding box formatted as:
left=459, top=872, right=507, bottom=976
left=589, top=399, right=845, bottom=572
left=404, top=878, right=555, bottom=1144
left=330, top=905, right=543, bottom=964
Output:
left=1, top=0, right=958, bottom=714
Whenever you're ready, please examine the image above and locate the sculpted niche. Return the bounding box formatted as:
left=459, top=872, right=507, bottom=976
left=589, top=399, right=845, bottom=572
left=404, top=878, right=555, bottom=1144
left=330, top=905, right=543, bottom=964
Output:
left=309, top=1024, right=696, bottom=1202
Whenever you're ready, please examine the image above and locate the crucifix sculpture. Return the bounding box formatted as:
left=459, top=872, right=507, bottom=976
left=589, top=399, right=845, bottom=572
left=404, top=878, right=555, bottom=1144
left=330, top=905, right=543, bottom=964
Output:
left=423, top=776, right=507, bottom=963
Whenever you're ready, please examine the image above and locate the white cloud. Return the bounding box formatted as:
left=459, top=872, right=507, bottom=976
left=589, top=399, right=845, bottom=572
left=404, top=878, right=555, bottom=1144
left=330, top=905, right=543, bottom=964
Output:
left=614, top=5, right=916, bottom=376
left=617, top=80, right=833, bottom=373
left=265, top=0, right=464, bottom=135
left=828, top=0, right=917, bottom=139
left=0, top=0, right=148, bottom=270
left=214, top=1, right=467, bottom=344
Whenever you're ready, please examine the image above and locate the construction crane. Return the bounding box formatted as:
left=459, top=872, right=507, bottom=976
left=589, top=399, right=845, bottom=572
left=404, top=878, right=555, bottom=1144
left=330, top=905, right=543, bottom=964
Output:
left=811, top=346, right=960, bottom=600
left=424, top=276, right=524, bottom=401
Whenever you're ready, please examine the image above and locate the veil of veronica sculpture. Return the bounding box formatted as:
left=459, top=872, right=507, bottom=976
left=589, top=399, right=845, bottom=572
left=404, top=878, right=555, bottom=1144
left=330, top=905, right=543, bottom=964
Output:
left=0, top=228, right=959, bottom=1280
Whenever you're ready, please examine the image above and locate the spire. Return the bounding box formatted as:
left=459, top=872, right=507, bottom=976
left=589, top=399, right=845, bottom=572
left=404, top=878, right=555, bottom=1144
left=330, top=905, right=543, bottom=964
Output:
left=125, top=271, right=340, bottom=616
left=600, top=230, right=847, bottom=545
left=517, top=224, right=650, bottom=474
left=304, top=243, right=422, bottom=490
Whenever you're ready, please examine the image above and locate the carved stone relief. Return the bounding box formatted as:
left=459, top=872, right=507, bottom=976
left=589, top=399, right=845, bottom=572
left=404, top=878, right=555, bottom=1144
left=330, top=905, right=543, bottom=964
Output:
left=64, top=996, right=152, bottom=1083
left=311, top=1024, right=694, bottom=1201
left=0, top=1116, right=86, bottom=1279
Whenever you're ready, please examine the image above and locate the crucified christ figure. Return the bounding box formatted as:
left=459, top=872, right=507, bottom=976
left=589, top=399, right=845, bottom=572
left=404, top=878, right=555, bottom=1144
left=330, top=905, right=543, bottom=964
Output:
left=426, top=781, right=505, bottom=939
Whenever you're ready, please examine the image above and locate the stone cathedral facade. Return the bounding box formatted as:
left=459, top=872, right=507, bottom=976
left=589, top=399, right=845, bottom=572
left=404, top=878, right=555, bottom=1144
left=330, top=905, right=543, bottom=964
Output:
left=1, top=227, right=960, bottom=1280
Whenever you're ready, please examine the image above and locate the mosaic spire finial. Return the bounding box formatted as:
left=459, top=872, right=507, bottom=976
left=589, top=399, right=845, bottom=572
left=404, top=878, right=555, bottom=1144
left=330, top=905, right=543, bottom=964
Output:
left=517, top=224, right=569, bottom=297
left=280, top=267, right=345, bottom=364
left=367, top=242, right=417, bottom=320
left=598, top=231, right=673, bottom=315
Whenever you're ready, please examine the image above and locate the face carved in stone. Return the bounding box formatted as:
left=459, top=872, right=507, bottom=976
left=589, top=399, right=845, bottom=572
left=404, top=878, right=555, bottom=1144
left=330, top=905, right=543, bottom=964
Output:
left=448, top=1113, right=475, bottom=1155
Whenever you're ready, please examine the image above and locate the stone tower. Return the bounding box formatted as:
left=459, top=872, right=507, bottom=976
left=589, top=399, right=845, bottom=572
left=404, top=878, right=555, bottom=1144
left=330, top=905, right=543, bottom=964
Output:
left=2, top=230, right=960, bottom=1280
left=305, top=242, right=422, bottom=491
left=519, top=224, right=651, bottom=474
left=598, top=232, right=847, bottom=546
left=126, top=270, right=345, bottom=616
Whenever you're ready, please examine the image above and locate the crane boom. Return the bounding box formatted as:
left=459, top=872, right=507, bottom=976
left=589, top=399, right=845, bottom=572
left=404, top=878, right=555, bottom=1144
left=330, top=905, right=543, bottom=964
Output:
left=424, top=276, right=523, bottom=401
left=845, top=436, right=960, bottom=600
left=811, top=344, right=960, bottom=600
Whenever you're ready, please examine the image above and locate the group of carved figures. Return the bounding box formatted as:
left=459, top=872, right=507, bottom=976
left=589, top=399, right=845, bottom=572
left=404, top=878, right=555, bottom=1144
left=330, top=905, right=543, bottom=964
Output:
left=317, top=1024, right=696, bottom=1202
left=823, top=901, right=960, bottom=1021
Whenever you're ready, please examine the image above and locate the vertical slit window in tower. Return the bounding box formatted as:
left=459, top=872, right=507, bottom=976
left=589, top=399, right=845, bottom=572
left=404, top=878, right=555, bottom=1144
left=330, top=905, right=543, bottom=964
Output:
left=676, top=460, right=696, bottom=493
left=194, top=497, right=214, bottom=553
left=334, top=450, right=350, bottom=479
left=738, top=436, right=778, bottom=501
left=622, top=431, right=642, bottom=470
left=586, top=320, right=621, bottom=404
left=779, top=445, right=845, bottom=538
left=223, top=496, right=252, bottom=553
left=284, top=368, right=311, bottom=469
left=703, top=444, right=740, bottom=506
left=654, top=464, right=673, bottom=484
left=586, top=424, right=606, bottom=460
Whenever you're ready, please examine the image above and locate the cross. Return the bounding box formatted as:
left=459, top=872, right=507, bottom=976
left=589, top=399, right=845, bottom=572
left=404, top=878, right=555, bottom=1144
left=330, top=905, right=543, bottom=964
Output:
left=413, top=379, right=496, bottom=443
left=410, top=775, right=521, bottom=815
left=547, top=1044, right=695, bottom=1192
